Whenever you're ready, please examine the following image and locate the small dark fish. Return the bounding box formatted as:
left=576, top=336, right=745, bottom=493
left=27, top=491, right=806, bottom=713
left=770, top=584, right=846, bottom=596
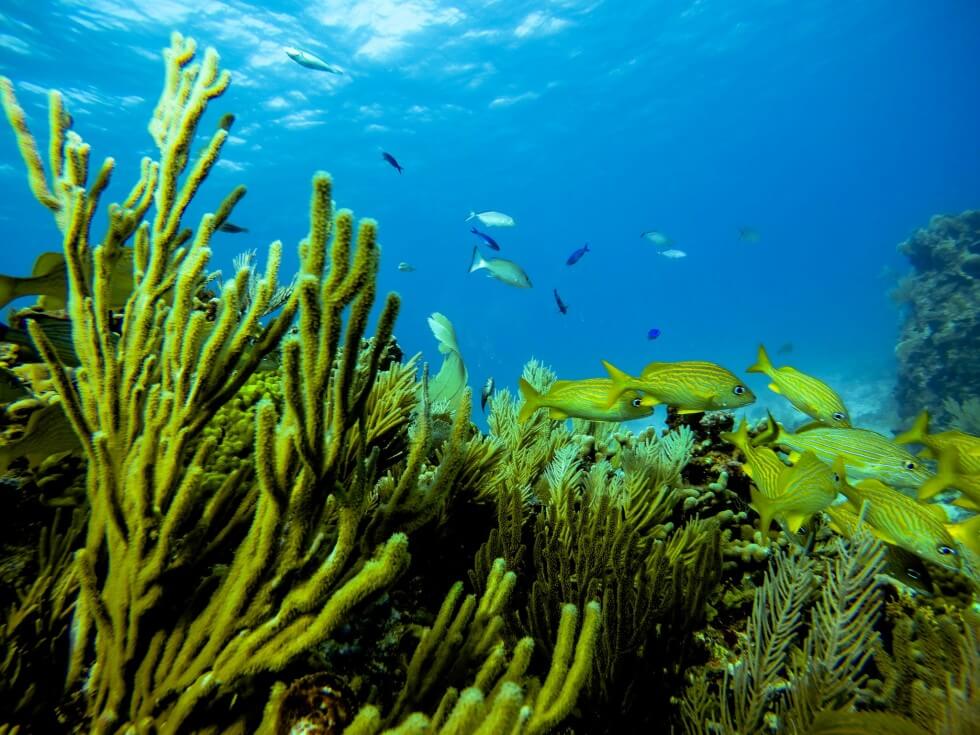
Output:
left=481, top=377, right=495, bottom=413
left=382, top=151, right=403, bottom=173
left=553, top=289, right=568, bottom=315
left=470, top=226, right=500, bottom=251
left=219, top=222, right=249, bottom=234
left=776, top=342, right=793, bottom=355
left=566, top=243, right=590, bottom=266
left=647, top=328, right=661, bottom=340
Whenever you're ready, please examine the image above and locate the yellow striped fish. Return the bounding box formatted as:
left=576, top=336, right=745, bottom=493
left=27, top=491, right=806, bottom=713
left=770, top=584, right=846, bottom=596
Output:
left=895, top=410, right=980, bottom=474
left=747, top=344, right=851, bottom=426
left=720, top=419, right=787, bottom=498
left=602, top=359, right=755, bottom=413
left=823, top=504, right=935, bottom=594
left=841, top=477, right=961, bottom=572
left=750, top=452, right=842, bottom=535
left=517, top=377, right=656, bottom=424
left=766, top=418, right=933, bottom=489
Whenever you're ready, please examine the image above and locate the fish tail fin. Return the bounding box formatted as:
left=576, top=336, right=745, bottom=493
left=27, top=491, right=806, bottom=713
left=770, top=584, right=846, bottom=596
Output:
left=601, top=360, right=633, bottom=408
left=466, top=211, right=476, bottom=222
left=918, top=446, right=958, bottom=501
left=517, top=378, right=543, bottom=424
left=746, top=344, right=773, bottom=375
left=468, top=247, right=485, bottom=273
left=0, top=275, right=16, bottom=310
left=752, top=410, right=782, bottom=447
left=584, top=243, right=590, bottom=251
left=894, top=410, right=930, bottom=446
left=720, top=419, right=750, bottom=453
left=948, top=513, right=980, bottom=557
left=470, top=226, right=478, bottom=234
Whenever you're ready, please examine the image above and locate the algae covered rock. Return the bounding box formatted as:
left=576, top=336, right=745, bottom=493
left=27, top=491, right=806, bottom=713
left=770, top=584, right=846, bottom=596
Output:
left=893, top=210, right=980, bottom=426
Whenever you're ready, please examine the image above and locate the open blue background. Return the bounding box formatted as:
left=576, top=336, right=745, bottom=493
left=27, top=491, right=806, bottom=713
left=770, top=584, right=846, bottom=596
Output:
left=1, top=0, right=978, bottom=430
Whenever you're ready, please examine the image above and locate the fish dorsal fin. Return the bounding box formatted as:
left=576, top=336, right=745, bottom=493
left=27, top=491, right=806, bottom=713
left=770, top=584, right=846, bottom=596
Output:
left=639, top=361, right=669, bottom=377
left=794, top=420, right=825, bottom=433
left=31, top=252, right=66, bottom=277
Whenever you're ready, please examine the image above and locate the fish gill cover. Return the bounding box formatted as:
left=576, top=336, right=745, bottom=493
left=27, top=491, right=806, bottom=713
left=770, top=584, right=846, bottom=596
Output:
left=0, top=3, right=978, bottom=735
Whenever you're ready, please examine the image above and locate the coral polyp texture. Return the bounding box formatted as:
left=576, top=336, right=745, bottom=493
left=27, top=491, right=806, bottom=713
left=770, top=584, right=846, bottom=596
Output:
left=893, top=210, right=980, bottom=426
left=0, top=30, right=976, bottom=735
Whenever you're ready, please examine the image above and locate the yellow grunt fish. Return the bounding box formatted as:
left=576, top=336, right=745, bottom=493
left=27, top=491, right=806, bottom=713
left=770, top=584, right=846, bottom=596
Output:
left=765, top=417, right=933, bottom=490
left=0, top=402, right=81, bottom=473
left=0, top=249, right=134, bottom=311
left=750, top=452, right=843, bottom=535
left=841, top=477, right=961, bottom=572
left=517, top=377, right=656, bottom=424
left=824, top=503, right=935, bottom=595
left=746, top=344, right=851, bottom=426
left=720, top=419, right=787, bottom=499
left=602, top=359, right=755, bottom=414
left=895, top=410, right=980, bottom=474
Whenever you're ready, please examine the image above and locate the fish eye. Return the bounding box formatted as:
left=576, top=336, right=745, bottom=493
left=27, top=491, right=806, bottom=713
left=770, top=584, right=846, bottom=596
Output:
left=906, top=568, right=921, bottom=580
left=798, top=525, right=807, bottom=535
left=905, top=461, right=916, bottom=470
left=631, top=397, right=642, bottom=408
left=733, top=385, right=746, bottom=395
left=937, top=545, right=956, bottom=556
left=832, top=412, right=846, bottom=422
left=832, top=473, right=840, bottom=482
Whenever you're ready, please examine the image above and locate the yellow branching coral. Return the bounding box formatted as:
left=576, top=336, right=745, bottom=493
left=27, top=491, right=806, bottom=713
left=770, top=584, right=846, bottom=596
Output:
left=1, top=32, right=428, bottom=733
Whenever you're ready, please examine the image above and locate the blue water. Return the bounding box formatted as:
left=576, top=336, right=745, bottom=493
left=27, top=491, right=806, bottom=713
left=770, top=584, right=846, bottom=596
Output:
left=1, top=1, right=978, bottom=430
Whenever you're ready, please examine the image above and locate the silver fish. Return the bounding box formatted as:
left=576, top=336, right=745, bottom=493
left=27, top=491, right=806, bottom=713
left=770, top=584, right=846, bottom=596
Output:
left=658, top=249, right=687, bottom=259
left=466, top=210, right=515, bottom=228
left=468, top=248, right=532, bottom=288
left=641, top=230, right=671, bottom=248
left=397, top=262, right=415, bottom=272
left=481, top=377, right=495, bottom=413
left=284, top=46, right=343, bottom=74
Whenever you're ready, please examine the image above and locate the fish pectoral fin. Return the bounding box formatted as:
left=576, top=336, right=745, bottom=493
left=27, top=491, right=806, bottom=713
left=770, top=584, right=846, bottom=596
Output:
left=547, top=408, right=569, bottom=420
left=768, top=382, right=782, bottom=395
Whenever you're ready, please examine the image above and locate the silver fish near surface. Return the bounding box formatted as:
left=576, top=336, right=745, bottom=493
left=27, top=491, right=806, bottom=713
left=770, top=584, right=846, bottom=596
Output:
left=466, top=210, right=515, bottom=227
left=658, top=249, right=687, bottom=259
left=468, top=248, right=532, bottom=288
left=397, top=262, right=415, bottom=272
left=641, top=230, right=671, bottom=248
left=284, top=46, right=343, bottom=74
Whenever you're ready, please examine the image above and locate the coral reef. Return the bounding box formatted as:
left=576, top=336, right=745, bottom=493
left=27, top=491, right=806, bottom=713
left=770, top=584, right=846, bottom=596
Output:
left=0, top=30, right=976, bottom=735
left=894, top=211, right=980, bottom=427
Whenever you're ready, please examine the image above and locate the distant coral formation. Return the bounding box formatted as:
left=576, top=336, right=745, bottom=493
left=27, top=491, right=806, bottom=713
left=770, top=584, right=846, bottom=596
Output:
left=893, top=210, right=980, bottom=427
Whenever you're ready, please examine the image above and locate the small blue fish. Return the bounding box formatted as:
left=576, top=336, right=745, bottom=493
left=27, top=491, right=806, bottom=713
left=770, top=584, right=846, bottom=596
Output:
left=647, top=328, right=661, bottom=340
left=470, top=226, right=500, bottom=251
left=382, top=151, right=403, bottom=173
left=566, top=243, right=590, bottom=266
left=553, top=289, right=568, bottom=315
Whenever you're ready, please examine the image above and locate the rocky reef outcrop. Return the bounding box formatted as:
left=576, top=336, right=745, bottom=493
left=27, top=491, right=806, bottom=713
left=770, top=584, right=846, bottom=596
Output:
left=894, top=210, right=980, bottom=427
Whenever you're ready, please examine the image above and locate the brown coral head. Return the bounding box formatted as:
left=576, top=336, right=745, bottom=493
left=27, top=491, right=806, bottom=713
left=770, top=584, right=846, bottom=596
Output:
left=275, top=673, right=355, bottom=735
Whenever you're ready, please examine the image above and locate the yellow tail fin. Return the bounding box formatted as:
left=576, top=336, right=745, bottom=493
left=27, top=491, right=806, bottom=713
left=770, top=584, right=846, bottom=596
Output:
left=917, top=446, right=958, bottom=502
left=947, top=513, right=980, bottom=557
left=517, top=378, right=542, bottom=424
left=894, top=410, right=930, bottom=446
left=600, top=359, right=632, bottom=408
left=746, top=343, right=773, bottom=375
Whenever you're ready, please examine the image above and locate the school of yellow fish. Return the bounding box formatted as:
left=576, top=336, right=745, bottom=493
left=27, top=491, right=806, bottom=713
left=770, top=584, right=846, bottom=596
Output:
left=1, top=247, right=979, bottom=588
left=518, top=343, right=980, bottom=585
